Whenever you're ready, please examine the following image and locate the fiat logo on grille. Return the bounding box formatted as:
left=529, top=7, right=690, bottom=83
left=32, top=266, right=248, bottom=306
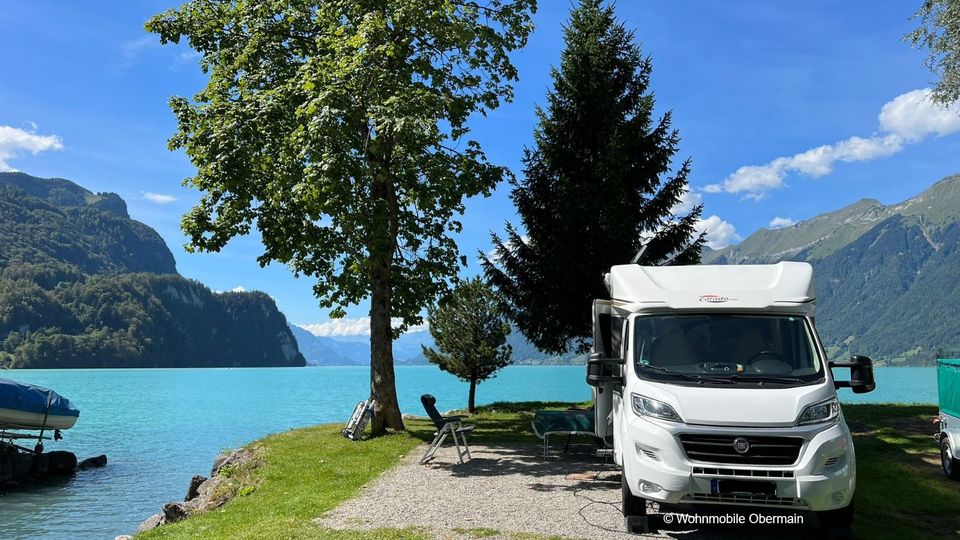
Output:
left=733, top=437, right=750, bottom=454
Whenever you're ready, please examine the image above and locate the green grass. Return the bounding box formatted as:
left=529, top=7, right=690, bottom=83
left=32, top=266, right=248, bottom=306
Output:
left=137, top=425, right=425, bottom=540
left=451, top=528, right=572, bottom=540
left=843, top=404, right=960, bottom=540
left=137, top=402, right=959, bottom=540
left=452, top=527, right=501, bottom=538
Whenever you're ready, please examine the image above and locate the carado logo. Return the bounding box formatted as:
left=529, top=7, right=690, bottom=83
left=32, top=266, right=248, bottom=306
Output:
left=699, top=294, right=735, bottom=304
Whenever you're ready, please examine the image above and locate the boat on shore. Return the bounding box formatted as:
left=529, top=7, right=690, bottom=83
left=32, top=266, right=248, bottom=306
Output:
left=0, top=378, right=80, bottom=430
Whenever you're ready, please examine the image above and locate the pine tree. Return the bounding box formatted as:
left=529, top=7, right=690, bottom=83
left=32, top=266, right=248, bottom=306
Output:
left=422, top=278, right=512, bottom=414
left=483, top=0, right=705, bottom=354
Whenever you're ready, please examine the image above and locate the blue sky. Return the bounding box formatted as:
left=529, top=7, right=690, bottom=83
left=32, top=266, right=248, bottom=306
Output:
left=3, top=1, right=960, bottom=335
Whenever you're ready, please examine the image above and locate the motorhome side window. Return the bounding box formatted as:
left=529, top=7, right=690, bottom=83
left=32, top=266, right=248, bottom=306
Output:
left=633, top=314, right=824, bottom=386
left=610, top=316, right=626, bottom=359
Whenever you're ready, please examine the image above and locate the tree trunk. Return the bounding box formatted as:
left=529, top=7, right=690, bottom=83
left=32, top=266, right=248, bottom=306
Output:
left=468, top=378, right=477, bottom=414
left=369, top=255, right=405, bottom=434
left=368, top=147, right=404, bottom=434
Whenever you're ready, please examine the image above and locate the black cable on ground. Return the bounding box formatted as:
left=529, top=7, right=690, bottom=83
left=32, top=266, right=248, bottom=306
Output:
left=572, top=448, right=630, bottom=535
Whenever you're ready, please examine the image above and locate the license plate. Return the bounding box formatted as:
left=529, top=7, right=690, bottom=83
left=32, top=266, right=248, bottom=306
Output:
left=717, top=479, right=777, bottom=496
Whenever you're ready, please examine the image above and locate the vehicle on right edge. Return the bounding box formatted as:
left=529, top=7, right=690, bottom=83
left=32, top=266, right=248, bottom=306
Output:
left=936, top=357, right=960, bottom=481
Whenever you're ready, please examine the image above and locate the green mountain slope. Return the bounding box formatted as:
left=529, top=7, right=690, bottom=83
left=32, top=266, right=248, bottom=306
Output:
left=0, top=172, right=177, bottom=274
left=0, top=173, right=304, bottom=368
left=703, top=198, right=893, bottom=264
left=706, top=174, right=960, bottom=366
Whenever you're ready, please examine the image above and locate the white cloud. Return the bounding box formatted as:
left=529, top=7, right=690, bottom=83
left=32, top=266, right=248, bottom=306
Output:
left=141, top=192, right=177, bottom=204
left=768, top=216, right=797, bottom=229
left=694, top=215, right=740, bottom=249
left=299, top=317, right=429, bottom=337
left=0, top=125, right=63, bottom=171
left=879, top=88, right=960, bottom=142
left=707, top=88, right=960, bottom=200
left=212, top=285, right=248, bottom=293
left=671, top=189, right=703, bottom=215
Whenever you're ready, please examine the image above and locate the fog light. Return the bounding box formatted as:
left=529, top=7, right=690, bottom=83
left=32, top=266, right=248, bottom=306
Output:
left=831, top=491, right=845, bottom=502
left=640, top=481, right=663, bottom=494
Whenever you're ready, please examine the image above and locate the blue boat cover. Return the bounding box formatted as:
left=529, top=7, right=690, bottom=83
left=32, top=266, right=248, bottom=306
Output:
left=0, top=378, right=80, bottom=418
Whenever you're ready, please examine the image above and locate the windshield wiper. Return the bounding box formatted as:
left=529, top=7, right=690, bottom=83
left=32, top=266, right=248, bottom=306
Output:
left=639, top=364, right=735, bottom=384
left=729, top=375, right=806, bottom=384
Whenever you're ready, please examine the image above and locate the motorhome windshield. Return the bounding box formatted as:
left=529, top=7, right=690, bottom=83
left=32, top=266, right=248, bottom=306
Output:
left=633, top=314, right=824, bottom=386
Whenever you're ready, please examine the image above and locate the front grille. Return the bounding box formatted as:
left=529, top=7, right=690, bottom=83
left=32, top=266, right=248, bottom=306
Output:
left=683, top=493, right=806, bottom=507
left=692, top=466, right=794, bottom=478
left=679, top=434, right=803, bottom=465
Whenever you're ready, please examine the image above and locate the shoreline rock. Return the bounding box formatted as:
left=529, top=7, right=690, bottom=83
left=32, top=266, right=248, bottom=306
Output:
left=77, top=454, right=108, bottom=470
left=134, top=447, right=261, bottom=534
left=0, top=442, right=104, bottom=489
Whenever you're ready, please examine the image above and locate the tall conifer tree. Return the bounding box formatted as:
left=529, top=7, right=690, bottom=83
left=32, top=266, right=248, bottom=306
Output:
left=483, top=0, right=705, bottom=354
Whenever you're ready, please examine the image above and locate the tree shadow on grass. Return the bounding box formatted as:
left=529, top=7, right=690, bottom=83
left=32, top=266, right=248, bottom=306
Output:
left=843, top=404, right=960, bottom=539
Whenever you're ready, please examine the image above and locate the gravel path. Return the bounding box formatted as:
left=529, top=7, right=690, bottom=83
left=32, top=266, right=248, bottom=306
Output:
left=317, top=442, right=817, bottom=540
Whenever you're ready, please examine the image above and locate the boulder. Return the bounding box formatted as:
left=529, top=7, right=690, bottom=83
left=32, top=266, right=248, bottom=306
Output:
left=130, top=447, right=260, bottom=534
left=136, top=514, right=164, bottom=533
left=192, top=476, right=229, bottom=512
left=162, top=501, right=190, bottom=523
left=0, top=443, right=78, bottom=489
left=209, top=453, right=230, bottom=477
left=210, top=448, right=255, bottom=477
left=184, top=475, right=207, bottom=501
left=32, top=453, right=49, bottom=475
left=77, top=454, right=108, bottom=470
left=46, top=451, right=78, bottom=475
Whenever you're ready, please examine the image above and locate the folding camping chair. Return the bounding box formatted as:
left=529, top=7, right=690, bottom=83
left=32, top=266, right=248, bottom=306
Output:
left=419, top=394, right=475, bottom=464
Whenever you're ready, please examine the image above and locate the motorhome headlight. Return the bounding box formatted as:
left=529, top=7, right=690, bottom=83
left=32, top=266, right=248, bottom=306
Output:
left=796, top=398, right=840, bottom=426
left=631, top=394, right=683, bottom=423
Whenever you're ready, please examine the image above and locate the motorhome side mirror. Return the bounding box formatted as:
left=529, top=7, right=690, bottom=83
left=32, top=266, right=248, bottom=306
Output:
left=586, top=352, right=624, bottom=387
left=829, top=355, right=876, bottom=394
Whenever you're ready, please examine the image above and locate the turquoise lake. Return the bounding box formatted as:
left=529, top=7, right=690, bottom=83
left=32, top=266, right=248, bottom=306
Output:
left=0, top=366, right=939, bottom=539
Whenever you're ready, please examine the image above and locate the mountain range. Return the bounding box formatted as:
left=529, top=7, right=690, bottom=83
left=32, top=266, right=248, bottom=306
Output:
left=6, top=170, right=956, bottom=369
left=0, top=172, right=305, bottom=368
left=290, top=323, right=583, bottom=366
left=704, top=174, right=960, bottom=366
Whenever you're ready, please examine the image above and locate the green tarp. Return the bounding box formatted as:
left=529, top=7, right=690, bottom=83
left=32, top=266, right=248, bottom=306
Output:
left=938, top=359, right=960, bottom=419
left=532, top=410, right=595, bottom=437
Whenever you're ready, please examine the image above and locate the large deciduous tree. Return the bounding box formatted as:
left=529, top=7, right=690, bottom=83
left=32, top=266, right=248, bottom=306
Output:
left=146, top=0, right=536, bottom=433
left=422, top=277, right=512, bottom=413
left=483, top=0, right=704, bottom=354
left=908, top=0, right=960, bottom=105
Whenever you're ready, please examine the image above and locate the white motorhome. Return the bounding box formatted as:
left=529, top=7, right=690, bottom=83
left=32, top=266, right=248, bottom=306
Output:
left=586, top=262, right=875, bottom=535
